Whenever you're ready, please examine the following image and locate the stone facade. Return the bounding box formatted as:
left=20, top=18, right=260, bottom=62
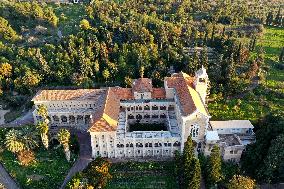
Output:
left=32, top=68, right=255, bottom=161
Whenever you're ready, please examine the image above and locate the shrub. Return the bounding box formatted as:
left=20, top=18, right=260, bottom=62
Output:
left=17, top=150, right=35, bottom=166
left=18, top=150, right=33, bottom=163
left=0, top=183, right=6, bottom=189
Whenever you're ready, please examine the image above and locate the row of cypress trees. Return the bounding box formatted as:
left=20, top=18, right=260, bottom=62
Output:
left=174, top=136, right=222, bottom=189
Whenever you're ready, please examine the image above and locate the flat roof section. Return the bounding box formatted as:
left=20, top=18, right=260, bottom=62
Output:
left=210, top=120, right=254, bottom=129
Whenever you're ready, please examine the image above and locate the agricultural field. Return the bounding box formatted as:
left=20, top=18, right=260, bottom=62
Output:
left=106, top=161, right=178, bottom=189
left=208, top=26, right=284, bottom=123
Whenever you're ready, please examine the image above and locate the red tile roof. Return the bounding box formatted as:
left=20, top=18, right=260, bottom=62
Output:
left=151, top=88, right=166, bottom=99
left=109, top=87, right=134, bottom=100
left=132, top=78, right=153, bottom=92
left=32, top=89, right=105, bottom=101
left=33, top=72, right=208, bottom=133
left=89, top=88, right=121, bottom=132
left=165, top=72, right=208, bottom=116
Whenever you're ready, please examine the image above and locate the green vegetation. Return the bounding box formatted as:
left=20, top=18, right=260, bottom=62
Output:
left=129, top=123, right=167, bottom=132
left=227, top=175, right=257, bottom=189
left=67, top=159, right=178, bottom=189
left=0, top=126, right=79, bottom=189
left=0, top=0, right=283, bottom=188
left=0, top=147, right=72, bottom=189
left=241, top=112, right=284, bottom=183
left=209, top=26, right=284, bottom=122
left=174, top=136, right=201, bottom=189
left=107, top=161, right=177, bottom=189
left=206, top=145, right=223, bottom=186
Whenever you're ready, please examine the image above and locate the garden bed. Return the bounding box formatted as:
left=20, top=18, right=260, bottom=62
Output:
left=129, top=123, right=168, bottom=132
left=106, top=161, right=178, bottom=189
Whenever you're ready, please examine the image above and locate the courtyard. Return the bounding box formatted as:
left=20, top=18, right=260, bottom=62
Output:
left=128, top=123, right=168, bottom=132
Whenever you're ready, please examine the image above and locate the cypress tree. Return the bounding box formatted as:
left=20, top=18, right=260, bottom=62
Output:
left=279, top=47, right=284, bottom=62
left=201, top=47, right=209, bottom=68
left=183, top=135, right=195, bottom=189
left=189, top=158, right=201, bottom=189
left=207, top=145, right=223, bottom=187
left=274, top=7, right=282, bottom=26
left=266, top=11, right=273, bottom=25
left=174, top=150, right=183, bottom=187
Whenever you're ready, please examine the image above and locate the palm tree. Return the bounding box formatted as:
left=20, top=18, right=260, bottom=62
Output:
left=5, top=128, right=38, bottom=154
left=36, top=104, right=49, bottom=149
left=57, top=129, right=71, bottom=162
left=5, top=129, right=25, bottom=154
left=21, top=126, right=39, bottom=151
left=36, top=121, right=49, bottom=149
left=37, top=104, right=48, bottom=120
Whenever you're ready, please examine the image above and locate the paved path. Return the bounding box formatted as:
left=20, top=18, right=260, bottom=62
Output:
left=0, top=163, right=20, bottom=189
left=60, top=131, right=92, bottom=189
left=0, top=110, right=33, bottom=128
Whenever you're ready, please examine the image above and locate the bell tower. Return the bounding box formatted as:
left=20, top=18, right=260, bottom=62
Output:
left=194, top=66, right=209, bottom=103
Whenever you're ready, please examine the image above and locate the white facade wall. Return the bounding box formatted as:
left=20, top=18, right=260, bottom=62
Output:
left=214, top=128, right=252, bottom=135
left=91, top=132, right=181, bottom=158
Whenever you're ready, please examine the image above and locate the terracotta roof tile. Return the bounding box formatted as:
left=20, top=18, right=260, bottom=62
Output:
left=132, top=78, right=153, bottom=92
left=165, top=72, right=209, bottom=117
left=32, top=89, right=106, bottom=101
left=151, top=88, right=166, bottom=99
left=109, top=87, right=134, bottom=100
left=89, top=88, right=121, bottom=132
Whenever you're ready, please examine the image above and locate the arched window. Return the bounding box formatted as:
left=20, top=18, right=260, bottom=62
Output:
left=136, top=114, right=142, bottom=120
left=61, top=115, right=67, bottom=122
left=128, top=114, right=134, bottom=119
left=152, top=105, right=158, bottom=110
left=144, top=114, right=150, bottom=119
left=53, top=115, right=59, bottom=122
left=173, top=141, right=181, bottom=147
left=190, top=124, right=199, bottom=138
left=160, top=114, right=166, bottom=118
left=160, top=106, right=166, bottom=110
left=152, top=114, right=158, bottom=118
left=168, top=105, right=175, bottom=111
left=69, top=115, right=75, bottom=123
left=144, top=105, right=150, bottom=110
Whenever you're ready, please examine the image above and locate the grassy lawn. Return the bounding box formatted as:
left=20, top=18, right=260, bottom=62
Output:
left=0, top=148, right=73, bottom=189
left=106, top=161, right=178, bottom=189
left=208, top=26, right=284, bottom=122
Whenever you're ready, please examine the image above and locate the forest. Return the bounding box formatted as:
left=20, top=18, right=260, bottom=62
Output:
left=0, top=0, right=283, bottom=187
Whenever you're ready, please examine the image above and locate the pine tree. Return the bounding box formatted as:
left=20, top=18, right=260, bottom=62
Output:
left=207, top=145, right=222, bottom=187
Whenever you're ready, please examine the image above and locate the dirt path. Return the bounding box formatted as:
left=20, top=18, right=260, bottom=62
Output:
left=0, top=163, right=20, bottom=189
